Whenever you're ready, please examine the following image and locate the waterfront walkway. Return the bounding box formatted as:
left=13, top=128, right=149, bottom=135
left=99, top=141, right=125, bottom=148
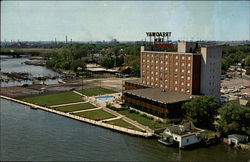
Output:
left=0, top=95, right=153, bottom=138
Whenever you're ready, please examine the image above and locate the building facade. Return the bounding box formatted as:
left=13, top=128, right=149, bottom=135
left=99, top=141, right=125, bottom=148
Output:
left=122, top=42, right=222, bottom=117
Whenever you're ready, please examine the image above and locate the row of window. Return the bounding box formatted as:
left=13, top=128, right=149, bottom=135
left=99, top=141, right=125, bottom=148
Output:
left=142, top=68, right=191, bottom=73
left=142, top=80, right=191, bottom=92
left=143, top=54, right=191, bottom=60
left=142, top=78, right=191, bottom=86
left=143, top=73, right=191, bottom=80
left=143, top=60, right=191, bottom=67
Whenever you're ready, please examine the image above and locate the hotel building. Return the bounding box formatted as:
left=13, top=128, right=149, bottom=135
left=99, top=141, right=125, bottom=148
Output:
left=122, top=42, right=222, bottom=118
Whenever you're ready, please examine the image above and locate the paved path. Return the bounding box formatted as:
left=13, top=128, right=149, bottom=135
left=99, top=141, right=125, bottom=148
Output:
left=50, top=101, right=88, bottom=108
left=73, top=90, right=86, bottom=97
left=101, top=116, right=122, bottom=122
left=70, top=107, right=102, bottom=114
left=103, top=107, right=154, bottom=133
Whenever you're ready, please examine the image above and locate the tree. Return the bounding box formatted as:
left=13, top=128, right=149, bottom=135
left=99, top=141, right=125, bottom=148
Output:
left=216, top=104, right=250, bottom=135
left=245, top=55, right=250, bottom=66
left=70, top=60, right=86, bottom=72
left=182, top=96, right=220, bottom=129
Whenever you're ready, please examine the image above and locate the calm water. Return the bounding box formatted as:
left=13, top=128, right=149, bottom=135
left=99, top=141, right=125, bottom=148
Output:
left=1, top=99, right=250, bottom=161
left=1, top=57, right=250, bottom=161
left=0, top=56, right=61, bottom=87
left=96, top=96, right=115, bottom=101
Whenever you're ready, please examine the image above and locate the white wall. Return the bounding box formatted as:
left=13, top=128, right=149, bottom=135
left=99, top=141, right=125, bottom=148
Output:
left=200, top=46, right=222, bottom=101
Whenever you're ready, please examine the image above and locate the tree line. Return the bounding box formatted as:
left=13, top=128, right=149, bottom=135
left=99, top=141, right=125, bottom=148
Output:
left=45, top=43, right=141, bottom=76
left=181, top=96, right=250, bottom=136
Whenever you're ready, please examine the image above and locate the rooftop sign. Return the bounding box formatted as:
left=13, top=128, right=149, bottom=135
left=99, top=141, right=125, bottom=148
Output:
left=146, top=32, right=173, bottom=48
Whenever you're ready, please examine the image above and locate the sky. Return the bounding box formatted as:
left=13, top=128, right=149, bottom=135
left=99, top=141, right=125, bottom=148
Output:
left=1, top=1, right=249, bottom=42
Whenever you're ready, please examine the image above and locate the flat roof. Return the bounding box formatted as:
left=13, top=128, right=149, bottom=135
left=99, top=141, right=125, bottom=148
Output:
left=142, top=50, right=201, bottom=55
left=124, top=88, right=192, bottom=104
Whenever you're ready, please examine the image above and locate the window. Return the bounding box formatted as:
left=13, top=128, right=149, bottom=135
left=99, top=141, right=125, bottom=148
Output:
left=143, top=59, right=146, bottom=62
left=181, top=75, right=184, bottom=79
left=165, top=62, right=168, bottom=65
left=181, top=82, right=184, bottom=86
left=176, top=56, right=179, bottom=59
left=156, top=66, right=159, bottom=69
left=187, top=139, right=189, bottom=143
left=181, top=63, right=185, bottom=66
left=181, top=88, right=184, bottom=92
left=186, top=89, right=190, bottom=93
left=147, top=76, right=150, bottom=79
left=151, top=54, right=154, bottom=57
left=175, top=69, right=178, bottom=72
left=165, top=67, right=168, bottom=70
left=155, top=72, right=158, bottom=75
left=156, top=78, right=158, bottom=81
left=146, top=65, right=149, bottom=68
left=187, top=83, right=190, bottom=86
left=175, top=62, right=179, bottom=66
left=160, top=67, right=163, bottom=70
left=147, top=60, right=150, bottom=63
left=151, top=60, right=154, bottom=63
left=187, top=76, right=191, bottom=80
left=151, top=71, right=154, bottom=74
left=165, top=79, right=168, bottom=82
left=188, top=63, right=191, bottom=67
left=181, top=69, right=185, bottom=73
left=188, top=70, right=191, bottom=73
left=160, top=61, right=163, bottom=64
left=156, top=60, right=159, bottom=63
left=175, top=87, right=178, bottom=91
left=165, top=85, right=168, bottom=88
left=143, top=81, right=145, bottom=84
left=165, top=55, right=168, bottom=58
left=151, top=77, right=154, bottom=80
left=175, top=81, right=178, bottom=84
left=188, top=56, right=191, bottom=60
left=151, top=82, right=154, bottom=85
left=181, top=56, right=185, bottom=60
left=160, top=84, right=163, bottom=87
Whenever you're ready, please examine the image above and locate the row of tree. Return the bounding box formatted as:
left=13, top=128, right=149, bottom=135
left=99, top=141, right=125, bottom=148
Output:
left=221, top=45, right=250, bottom=70
left=45, top=43, right=141, bottom=76
left=182, top=96, right=250, bottom=136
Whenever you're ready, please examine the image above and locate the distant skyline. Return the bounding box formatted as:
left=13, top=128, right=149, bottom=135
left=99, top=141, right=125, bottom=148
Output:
left=1, top=1, right=249, bottom=42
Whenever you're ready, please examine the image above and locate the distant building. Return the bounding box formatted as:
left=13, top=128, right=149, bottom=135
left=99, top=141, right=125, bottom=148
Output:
left=122, top=41, right=222, bottom=118
left=158, top=122, right=205, bottom=148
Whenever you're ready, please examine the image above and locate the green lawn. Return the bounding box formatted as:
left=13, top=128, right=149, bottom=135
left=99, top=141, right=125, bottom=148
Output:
left=22, top=91, right=83, bottom=106
left=75, top=109, right=115, bottom=120
left=77, top=87, right=117, bottom=96
left=107, top=119, right=142, bottom=131
left=118, top=109, right=168, bottom=130
left=54, top=103, right=96, bottom=113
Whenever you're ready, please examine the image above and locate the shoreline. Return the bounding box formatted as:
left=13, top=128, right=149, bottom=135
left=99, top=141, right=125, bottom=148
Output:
left=0, top=95, right=154, bottom=138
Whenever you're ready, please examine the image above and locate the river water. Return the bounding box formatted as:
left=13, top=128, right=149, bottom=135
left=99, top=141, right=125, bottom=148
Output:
left=1, top=57, right=250, bottom=161
left=0, top=56, right=61, bottom=87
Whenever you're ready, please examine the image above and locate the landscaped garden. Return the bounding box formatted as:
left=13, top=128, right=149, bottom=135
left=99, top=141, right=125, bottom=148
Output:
left=54, top=103, right=96, bottom=113
left=107, top=119, right=142, bottom=131
left=74, top=109, right=115, bottom=120
left=77, top=87, right=116, bottom=96
left=117, top=109, right=168, bottom=130
left=22, top=91, right=83, bottom=106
